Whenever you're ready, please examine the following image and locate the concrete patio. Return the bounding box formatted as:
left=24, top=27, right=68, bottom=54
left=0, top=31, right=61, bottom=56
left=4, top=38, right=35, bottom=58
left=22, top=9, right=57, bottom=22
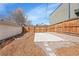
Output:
left=34, top=32, right=79, bottom=56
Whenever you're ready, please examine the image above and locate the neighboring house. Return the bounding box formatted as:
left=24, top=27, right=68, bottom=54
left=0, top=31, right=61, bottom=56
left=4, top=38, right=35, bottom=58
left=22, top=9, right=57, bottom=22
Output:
left=50, top=3, right=79, bottom=25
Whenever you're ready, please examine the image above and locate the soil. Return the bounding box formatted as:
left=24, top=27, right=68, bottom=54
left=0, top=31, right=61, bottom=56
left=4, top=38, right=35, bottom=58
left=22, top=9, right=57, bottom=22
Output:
left=55, top=43, right=79, bottom=56
left=0, top=32, right=45, bottom=56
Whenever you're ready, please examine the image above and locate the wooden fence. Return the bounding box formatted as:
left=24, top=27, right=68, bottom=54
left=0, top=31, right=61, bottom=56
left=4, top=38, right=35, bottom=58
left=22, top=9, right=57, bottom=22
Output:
left=25, top=26, right=48, bottom=33
left=48, top=18, right=79, bottom=34
left=24, top=18, right=79, bottom=35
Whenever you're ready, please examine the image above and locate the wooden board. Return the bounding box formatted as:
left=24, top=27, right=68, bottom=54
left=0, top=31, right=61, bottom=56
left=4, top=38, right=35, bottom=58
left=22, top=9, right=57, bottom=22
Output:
left=77, top=27, right=79, bottom=34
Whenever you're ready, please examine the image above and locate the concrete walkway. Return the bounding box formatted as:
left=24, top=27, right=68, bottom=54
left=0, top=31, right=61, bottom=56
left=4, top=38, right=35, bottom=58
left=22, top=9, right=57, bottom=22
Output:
left=34, top=33, right=64, bottom=42
left=49, top=32, right=79, bottom=42
left=34, top=32, right=79, bottom=56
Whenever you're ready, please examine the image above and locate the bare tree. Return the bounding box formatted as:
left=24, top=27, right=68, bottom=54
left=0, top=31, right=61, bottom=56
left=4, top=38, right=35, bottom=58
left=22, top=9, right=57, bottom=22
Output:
left=12, top=8, right=25, bottom=26
left=26, top=20, right=32, bottom=26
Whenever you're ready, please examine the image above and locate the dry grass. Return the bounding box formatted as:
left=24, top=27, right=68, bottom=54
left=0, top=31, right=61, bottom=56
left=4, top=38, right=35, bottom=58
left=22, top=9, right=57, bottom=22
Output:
left=0, top=32, right=45, bottom=56
left=55, top=43, right=79, bottom=56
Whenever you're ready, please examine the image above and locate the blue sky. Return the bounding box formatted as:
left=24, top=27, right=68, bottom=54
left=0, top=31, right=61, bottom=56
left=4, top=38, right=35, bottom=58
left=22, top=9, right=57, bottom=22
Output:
left=0, top=3, right=60, bottom=25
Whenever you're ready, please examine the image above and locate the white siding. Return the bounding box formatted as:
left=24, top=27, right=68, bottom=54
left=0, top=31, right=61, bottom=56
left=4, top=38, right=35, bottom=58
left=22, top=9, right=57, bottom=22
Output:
left=50, top=3, right=79, bottom=24
left=70, top=3, right=79, bottom=19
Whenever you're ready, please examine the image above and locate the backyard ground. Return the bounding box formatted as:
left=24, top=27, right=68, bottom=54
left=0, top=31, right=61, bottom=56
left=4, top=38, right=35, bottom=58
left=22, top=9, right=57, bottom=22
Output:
left=0, top=32, right=79, bottom=56
left=0, top=32, right=45, bottom=56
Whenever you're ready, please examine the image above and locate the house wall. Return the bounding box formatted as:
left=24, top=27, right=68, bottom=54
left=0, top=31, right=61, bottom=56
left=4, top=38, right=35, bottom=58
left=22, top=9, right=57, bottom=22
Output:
left=70, top=3, right=79, bottom=19
left=50, top=3, right=79, bottom=25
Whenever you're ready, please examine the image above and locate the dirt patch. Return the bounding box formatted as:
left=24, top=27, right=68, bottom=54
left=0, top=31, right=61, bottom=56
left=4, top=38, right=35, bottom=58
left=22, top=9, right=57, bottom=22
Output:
left=0, top=32, right=45, bottom=56
left=0, top=32, right=25, bottom=50
left=55, top=43, right=79, bottom=56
